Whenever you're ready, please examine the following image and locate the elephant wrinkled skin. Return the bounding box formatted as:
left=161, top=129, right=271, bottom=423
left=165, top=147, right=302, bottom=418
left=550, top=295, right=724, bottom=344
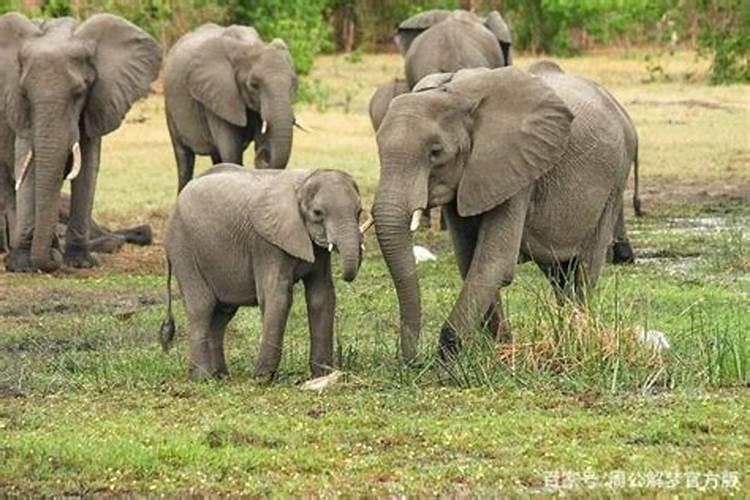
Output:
left=372, top=66, right=639, bottom=363
left=0, top=13, right=161, bottom=273
left=160, top=165, right=364, bottom=381
left=164, top=24, right=298, bottom=192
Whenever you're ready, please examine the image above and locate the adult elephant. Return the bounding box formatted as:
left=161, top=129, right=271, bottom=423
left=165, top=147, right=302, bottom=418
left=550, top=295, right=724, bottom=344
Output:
left=0, top=13, right=161, bottom=273
left=369, top=9, right=512, bottom=133
left=373, top=67, right=638, bottom=363
left=397, top=9, right=512, bottom=88
left=164, top=24, right=297, bottom=192
left=528, top=60, right=641, bottom=264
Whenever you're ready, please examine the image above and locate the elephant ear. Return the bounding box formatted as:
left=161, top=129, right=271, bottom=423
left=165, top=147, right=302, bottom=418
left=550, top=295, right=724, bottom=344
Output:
left=450, top=67, right=573, bottom=217
left=394, top=9, right=451, bottom=54
left=75, top=14, right=162, bottom=137
left=484, top=11, right=512, bottom=65
left=186, top=35, right=250, bottom=127
left=247, top=174, right=315, bottom=263
left=0, top=13, right=41, bottom=136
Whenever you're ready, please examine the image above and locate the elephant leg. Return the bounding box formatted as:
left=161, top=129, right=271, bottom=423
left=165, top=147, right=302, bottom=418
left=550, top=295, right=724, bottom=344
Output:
left=207, top=303, right=237, bottom=378
left=539, top=258, right=581, bottom=305
left=439, top=194, right=529, bottom=358
left=168, top=116, right=196, bottom=193
left=576, top=194, right=620, bottom=303
left=303, top=258, right=335, bottom=378
left=610, top=196, right=635, bottom=265
left=5, top=143, right=37, bottom=272
left=443, top=203, right=510, bottom=342
left=64, top=136, right=101, bottom=269
left=253, top=254, right=295, bottom=380
left=210, top=152, right=222, bottom=165
left=207, top=114, right=245, bottom=165
left=0, top=161, right=15, bottom=254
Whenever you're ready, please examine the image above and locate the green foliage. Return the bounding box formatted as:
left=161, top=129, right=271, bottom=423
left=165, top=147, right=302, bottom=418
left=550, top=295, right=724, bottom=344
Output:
left=697, top=0, right=750, bottom=83
left=230, top=0, right=332, bottom=75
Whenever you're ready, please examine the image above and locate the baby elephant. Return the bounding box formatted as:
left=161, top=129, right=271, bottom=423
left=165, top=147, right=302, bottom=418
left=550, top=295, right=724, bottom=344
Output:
left=160, top=165, right=366, bottom=380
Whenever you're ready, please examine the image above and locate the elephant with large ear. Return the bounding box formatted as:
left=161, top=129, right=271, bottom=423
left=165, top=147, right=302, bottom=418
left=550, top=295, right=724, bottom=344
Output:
left=396, top=9, right=512, bottom=88
left=0, top=13, right=161, bottom=273
left=164, top=24, right=298, bottom=193
left=528, top=60, right=642, bottom=264
left=160, top=165, right=366, bottom=380
left=373, top=66, right=637, bottom=363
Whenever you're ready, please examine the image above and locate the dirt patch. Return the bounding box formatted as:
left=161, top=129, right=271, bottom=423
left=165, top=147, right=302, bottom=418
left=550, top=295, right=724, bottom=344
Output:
left=0, top=285, right=161, bottom=319
left=3, top=336, right=98, bottom=354
left=627, top=181, right=750, bottom=214
left=626, top=98, right=746, bottom=112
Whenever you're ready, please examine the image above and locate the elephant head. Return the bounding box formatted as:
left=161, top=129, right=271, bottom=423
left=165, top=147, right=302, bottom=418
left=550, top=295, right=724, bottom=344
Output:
left=394, top=9, right=512, bottom=66
left=0, top=13, right=161, bottom=271
left=186, top=30, right=297, bottom=170
left=372, top=68, right=572, bottom=362
left=245, top=169, right=364, bottom=282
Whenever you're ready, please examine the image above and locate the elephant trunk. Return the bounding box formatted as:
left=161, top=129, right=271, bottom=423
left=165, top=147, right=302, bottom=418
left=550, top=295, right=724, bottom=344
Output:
left=261, top=99, right=294, bottom=170
left=333, top=219, right=362, bottom=282
left=373, top=168, right=422, bottom=363
left=30, top=129, right=68, bottom=271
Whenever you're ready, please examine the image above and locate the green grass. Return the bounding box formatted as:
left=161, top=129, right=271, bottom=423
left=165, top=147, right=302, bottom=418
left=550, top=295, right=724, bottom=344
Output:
left=1, top=50, right=749, bottom=495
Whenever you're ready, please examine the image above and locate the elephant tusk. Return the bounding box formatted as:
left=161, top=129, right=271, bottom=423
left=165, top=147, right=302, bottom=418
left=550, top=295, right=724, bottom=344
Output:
left=359, top=216, right=374, bottom=234
left=294, top=119, right=312, bottom=133
left=360, top=242, right=366, bottom=252
left=410, top=209, right=423, bottom=232
left=66, top=142, right=82, bottom=181
left=15, top=150, right=33, bottom=191
left=261, top=120, right=268, bottom=135
left=328, top=242, right=334, bottom=253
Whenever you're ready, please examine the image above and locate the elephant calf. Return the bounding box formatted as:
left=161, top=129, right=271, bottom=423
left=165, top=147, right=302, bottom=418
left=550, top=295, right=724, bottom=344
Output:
left=160, top=165, right=365, bottom=380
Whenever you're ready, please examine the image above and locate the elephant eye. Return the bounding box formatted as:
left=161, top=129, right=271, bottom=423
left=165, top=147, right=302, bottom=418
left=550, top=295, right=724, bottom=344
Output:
left=312, top=208, right=324, bottom=220
left=428, top=143, right=444, bottom=164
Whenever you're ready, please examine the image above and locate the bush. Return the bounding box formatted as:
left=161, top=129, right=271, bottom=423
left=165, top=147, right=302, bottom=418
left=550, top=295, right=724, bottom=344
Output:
left=698, top=0, right=750, bottom=84
left=230, top=0, right=332, bottom=76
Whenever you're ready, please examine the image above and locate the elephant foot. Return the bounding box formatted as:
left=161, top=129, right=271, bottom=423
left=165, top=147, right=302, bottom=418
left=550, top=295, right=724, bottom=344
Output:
left=610, top=240, right=635, bottom=265
left=189, top=365, right=228, bottom=381
left=89, top=235, right=126, bottom=254
left=437, top=324, right=462, bottom=361
left=5, top=247, right=62, bottom=273
left=113, top=224, right=153, bottom=246
left=63, top=245, right=99, bottom=269
left=252, top=367, right=277, bottom=385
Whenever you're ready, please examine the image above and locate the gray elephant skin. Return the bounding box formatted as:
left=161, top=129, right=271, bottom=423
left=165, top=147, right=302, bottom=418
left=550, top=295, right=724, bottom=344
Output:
left=369, top=9, right=512, bottom=132
left=527, top=61, right=641, bottom=264
left=0, top=13, right=161, bottom=273
left=164, top=24, right=298, bottom=192
left=160, top=165, right=364, bottom=380
left=372, top=66, right=639, bottom=363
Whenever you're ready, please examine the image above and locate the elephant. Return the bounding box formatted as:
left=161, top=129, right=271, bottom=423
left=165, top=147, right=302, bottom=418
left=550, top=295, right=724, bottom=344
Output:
left=164, top=24, right=298, bottom=193
left=369, top=9, right=512, bottom=230
left=396, top=9, right=512, bottom=89
left=527, top=60, right=641, bottom=264
left=0, top=13, right=161, bottom=273
left=372, top=66, right=639, bottom=363
left=369, top=9, right=512, bottom=133
left=369, top=79, right=410, bottom=132
left=159, top=165, right=366, bottom=381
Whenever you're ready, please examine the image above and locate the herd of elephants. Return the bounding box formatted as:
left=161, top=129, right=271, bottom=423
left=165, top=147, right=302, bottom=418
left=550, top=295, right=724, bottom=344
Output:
left=0, top=9, right=644, bottom=381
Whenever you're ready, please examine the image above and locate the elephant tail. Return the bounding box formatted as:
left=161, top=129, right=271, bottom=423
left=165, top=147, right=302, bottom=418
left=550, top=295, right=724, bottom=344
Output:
left=632, top=139, right=643, bottom=217
left=159, top=256, right=176, bottom=352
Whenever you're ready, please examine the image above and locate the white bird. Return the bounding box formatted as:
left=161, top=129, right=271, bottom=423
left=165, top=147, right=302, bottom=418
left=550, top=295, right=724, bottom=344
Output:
left=300, top=370, right=342, bottom=392
left=413, top=245, right=437, bottom=263
left=636, top=328, right=671, bottom=352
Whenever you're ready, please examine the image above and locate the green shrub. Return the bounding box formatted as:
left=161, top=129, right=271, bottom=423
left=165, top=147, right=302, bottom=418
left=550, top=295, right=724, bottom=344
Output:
left=230, top=0, right=332, bottom=76
left=698, top=0, right=750, bottom=84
